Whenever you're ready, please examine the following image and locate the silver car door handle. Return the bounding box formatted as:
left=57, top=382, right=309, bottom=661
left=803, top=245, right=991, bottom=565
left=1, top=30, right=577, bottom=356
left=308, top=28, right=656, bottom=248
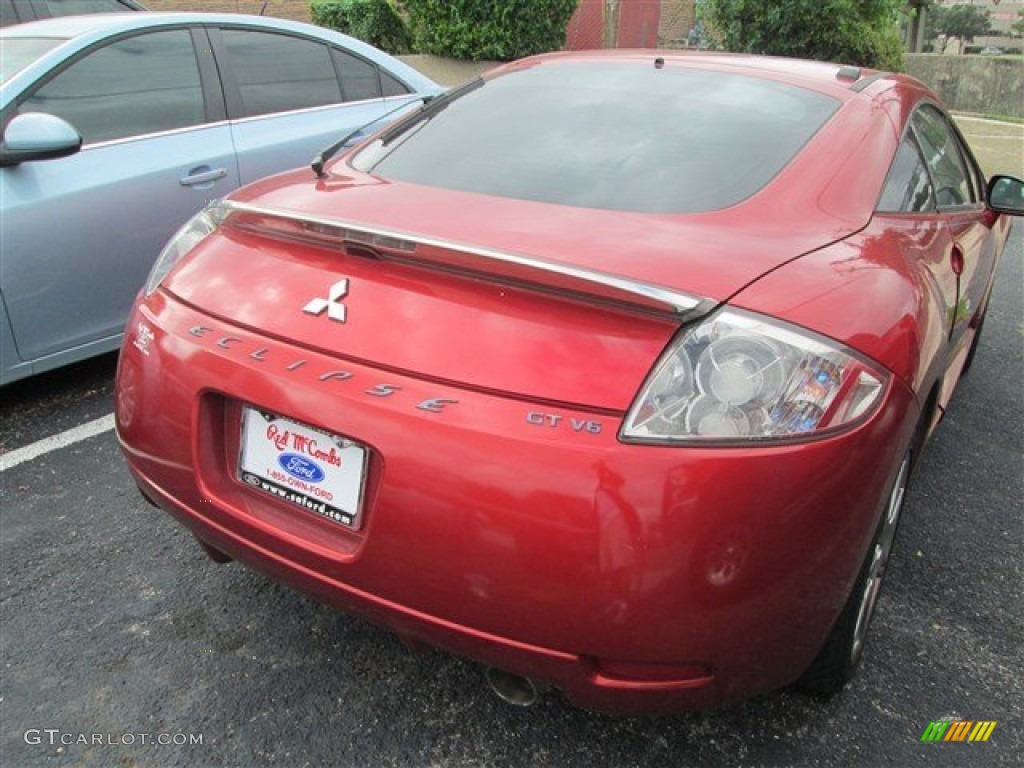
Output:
left=179, top=168, right=227, bottom=186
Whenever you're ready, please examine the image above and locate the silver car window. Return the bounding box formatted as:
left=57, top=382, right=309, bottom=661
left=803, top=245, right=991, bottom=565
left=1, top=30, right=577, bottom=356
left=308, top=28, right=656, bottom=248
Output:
left=220, top=29, right=342, bottom=118
left=332, top=48, right=382, bottom=102
left=18, top=29, right=204, bottom=144
left=43, top=0, right=137, bottom=16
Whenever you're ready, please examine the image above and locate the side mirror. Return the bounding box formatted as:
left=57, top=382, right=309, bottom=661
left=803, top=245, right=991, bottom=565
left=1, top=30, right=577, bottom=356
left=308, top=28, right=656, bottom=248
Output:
left=986, top=175, right=1024, bottom=216
left=0, top=113, right=83, bottom=167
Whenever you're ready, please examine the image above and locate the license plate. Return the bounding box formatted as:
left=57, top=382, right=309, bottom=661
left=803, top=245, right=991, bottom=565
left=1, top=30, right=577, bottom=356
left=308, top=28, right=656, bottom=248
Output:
left=238, top=407, right=367, bottom=530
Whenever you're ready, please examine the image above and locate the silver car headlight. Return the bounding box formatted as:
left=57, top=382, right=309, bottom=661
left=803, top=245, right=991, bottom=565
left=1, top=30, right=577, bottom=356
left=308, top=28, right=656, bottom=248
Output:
left=621, top=308, right=888, bottom=443
left=144, top=203, right=228, bottom=296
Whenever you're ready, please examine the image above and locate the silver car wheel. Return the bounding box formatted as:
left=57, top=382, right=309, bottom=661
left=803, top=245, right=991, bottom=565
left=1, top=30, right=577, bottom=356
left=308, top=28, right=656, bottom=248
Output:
left=850, top=453, right=910, bottom=665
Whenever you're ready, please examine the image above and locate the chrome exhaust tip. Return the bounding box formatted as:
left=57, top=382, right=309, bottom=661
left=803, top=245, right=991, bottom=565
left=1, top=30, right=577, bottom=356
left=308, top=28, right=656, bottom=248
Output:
left=485, top=667, right=546, bottom=707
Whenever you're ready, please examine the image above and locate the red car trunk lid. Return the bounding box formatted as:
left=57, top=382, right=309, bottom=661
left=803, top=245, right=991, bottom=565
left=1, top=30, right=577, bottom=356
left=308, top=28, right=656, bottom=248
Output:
left=165, top=212, right=684, bottom=412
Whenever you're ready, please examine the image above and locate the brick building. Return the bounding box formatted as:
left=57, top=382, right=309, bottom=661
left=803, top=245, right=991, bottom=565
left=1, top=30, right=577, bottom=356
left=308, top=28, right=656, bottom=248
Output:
left=564, top=0, right=698, bottom=50
left=937, top=0, right=1024, bottom=49
left=904, top=0, right=1024, bottom=52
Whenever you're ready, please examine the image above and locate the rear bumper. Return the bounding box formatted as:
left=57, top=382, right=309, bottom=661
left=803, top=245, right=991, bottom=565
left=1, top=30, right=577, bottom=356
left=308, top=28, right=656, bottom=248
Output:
left=116, top=293, right=919, bottom=713
left=129, top=468, right=722, bottom=713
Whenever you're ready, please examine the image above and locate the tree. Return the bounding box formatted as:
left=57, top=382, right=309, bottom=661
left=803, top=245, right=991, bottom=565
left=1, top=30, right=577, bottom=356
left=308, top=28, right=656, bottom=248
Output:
left=933, top=4, right=991, bottom=53
left=1012, top=9, right=1024, bottom=38
left=924, top=4, right=947, bottom=49
left=311, top=0, right=412, bottom=54
left=699, top=0, right=905, bottom=71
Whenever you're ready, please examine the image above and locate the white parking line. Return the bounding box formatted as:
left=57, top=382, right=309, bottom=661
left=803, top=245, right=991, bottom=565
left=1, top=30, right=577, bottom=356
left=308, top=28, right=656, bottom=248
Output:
left=0, top=414, right=116, bottom=473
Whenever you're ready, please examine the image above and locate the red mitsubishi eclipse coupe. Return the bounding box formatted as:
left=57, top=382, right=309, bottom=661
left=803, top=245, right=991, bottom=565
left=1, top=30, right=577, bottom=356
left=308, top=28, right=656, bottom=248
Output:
left=116, top=51, right=1023, bottom=713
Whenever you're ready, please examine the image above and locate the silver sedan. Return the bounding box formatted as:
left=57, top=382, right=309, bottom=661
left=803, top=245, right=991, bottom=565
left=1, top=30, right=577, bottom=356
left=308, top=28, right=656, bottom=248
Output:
left=0, top=12, right=439, bottom=385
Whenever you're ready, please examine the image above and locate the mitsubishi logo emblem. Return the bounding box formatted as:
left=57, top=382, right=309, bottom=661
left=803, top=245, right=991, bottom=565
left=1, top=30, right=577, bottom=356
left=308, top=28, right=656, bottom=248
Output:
left=303, top=279, right=348, bottom=323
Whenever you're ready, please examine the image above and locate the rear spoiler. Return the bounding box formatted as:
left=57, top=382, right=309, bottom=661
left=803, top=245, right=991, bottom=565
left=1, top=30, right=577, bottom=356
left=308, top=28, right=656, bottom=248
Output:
left=219, top=201, right=713, bottom=322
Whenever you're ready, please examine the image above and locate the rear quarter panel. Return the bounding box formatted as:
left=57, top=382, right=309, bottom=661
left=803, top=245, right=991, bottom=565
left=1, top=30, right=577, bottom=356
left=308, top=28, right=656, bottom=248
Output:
left=730, top=217, right=942, bottom=393
left=728, top=211, right=1009, bottom=405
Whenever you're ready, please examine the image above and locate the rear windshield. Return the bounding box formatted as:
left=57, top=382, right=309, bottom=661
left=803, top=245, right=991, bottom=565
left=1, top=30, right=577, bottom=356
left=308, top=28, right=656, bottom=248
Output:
left=1, top=38, right=65, bottom=84
left=353, top=61, right=839, bottom=214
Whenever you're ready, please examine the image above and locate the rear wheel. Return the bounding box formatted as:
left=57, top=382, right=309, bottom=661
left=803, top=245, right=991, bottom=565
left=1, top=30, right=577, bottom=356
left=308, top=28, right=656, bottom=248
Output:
left=798, top=450, right=912, bottom=695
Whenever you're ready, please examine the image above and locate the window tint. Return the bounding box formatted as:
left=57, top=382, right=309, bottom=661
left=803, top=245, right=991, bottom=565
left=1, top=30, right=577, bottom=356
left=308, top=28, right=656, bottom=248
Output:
left=878, top=135, right=935, bottom=213
left=1, top=3, right=20, bottom=26
left=963, top=131, right=988, bottom=201
left=355, top=63, right=839, bottom=214
left=221, top=30, right=342, bottom=118
left=333, top=50, right=381, bottom=102
left=19, top=29, right=204, bottom=144
left=381, top=71, right=409, bottom=98
left=912, top=106, right=975, bottom=207
left=44, top=0, right=136, bottom=15
left=4, top=0, right=37, bottom=23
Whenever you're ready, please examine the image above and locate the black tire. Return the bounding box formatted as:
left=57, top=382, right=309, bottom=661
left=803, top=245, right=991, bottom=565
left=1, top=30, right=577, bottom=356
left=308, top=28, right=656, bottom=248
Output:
left=960, top=311, right=986, bottom=377
left=798, top=449, right=913, bottom=696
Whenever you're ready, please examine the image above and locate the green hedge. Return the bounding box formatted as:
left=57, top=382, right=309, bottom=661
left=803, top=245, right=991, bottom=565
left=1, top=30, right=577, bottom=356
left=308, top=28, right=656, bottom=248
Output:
left=397, top=0, right=579, bottom=61
left=311, top=0, right=412, bottom=54
left=701, top=0, right=905, bottom=71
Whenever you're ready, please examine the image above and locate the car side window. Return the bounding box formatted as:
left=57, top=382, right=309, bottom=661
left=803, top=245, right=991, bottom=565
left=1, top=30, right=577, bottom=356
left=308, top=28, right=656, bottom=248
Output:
left=381, top=70, right=411, bottom=98
left=1, top=2, right=19, bottom=26
left=333, top=49, right=383, bottom=102
left=878, top=135, right=935, bottom=213
left=43, top=0, right=136, bottom=15
left=220, top=29, right=342, bottom=118
left=961, top=129, right=988, bottom=202
left=911, top=106, right=976, bottom=208
left=18, top=29, right=204, bottom=144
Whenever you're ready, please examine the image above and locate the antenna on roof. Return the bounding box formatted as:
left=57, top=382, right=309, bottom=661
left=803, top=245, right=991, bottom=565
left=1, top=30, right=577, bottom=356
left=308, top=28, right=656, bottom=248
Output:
left=836, top=65, right=861, bottom=82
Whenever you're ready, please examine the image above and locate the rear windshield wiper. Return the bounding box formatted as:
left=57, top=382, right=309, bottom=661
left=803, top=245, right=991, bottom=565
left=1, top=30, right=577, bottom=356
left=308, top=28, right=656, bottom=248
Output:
left=377, top=76, right=484, bottom=147
left=312, top=94, right=435, bottom=178
left=311, top=77, right=485, bottom=179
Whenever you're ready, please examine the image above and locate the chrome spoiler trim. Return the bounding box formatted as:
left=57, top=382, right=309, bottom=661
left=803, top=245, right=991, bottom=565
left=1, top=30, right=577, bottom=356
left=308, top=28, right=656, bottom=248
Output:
left=220, top=200, right=711, bottom=320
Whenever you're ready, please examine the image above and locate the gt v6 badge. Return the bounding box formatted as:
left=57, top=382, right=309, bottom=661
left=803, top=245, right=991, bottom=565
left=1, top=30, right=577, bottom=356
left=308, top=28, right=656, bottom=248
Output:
left=526, top=411, right=603, bottom=434
left=303, top=279, right=349, bottom=323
